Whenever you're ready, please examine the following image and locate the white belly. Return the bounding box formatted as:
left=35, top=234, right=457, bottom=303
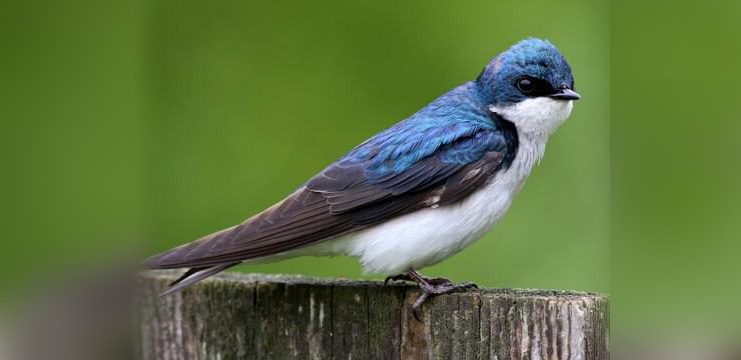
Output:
left=305, top=159, right=533, bottom=275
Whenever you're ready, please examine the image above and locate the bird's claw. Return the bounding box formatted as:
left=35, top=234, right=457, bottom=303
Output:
left=409, top=277, right=481, bottom=322
left=459, top=282, right=483, bottom=302
left=411, top=292, right=429, bottom=322
left=425, top=276, right=452, bottom=285
left=384, top=274, right=412, bottom=286
left=458, top=282, right=478, bottom=290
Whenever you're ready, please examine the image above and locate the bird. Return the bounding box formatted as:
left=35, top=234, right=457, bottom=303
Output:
left=143, top=37, right=580, bottom=318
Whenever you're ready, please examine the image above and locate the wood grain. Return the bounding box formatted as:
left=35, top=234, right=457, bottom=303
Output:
left=138, top=271, right=608, bottom=360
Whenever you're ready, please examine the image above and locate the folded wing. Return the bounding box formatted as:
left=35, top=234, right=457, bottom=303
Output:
left=144, top=115, right=515, bottom=273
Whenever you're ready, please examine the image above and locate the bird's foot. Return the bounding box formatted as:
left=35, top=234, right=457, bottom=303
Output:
left=383, top=274, right=412, bottom=286
left=405, top=269, right=479, bottom=321
left=385, top=274, right=472, bottom=287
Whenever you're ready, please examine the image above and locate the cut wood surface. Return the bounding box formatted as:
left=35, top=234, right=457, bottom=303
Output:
left=137, top=271, right=608, bottom=360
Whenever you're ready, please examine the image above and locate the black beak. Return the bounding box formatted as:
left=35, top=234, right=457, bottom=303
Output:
left=549, top=88, right=581, bottom=101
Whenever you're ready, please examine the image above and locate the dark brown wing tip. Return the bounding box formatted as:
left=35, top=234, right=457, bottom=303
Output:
left=159, top=263, right=239, bottom=297
left=140, top=251, right=170, bottom=269
left=140, top=225, right=240, bottom=269
left=140, top=243, right=194, bottom=269
left=141, top=247, right=196, bottom=269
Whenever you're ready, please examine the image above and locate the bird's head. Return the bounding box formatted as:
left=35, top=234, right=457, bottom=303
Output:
left=477, top=38, right=579, bottom=135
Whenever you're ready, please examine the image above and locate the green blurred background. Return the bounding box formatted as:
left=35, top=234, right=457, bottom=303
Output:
left=0, top=1, right=610, bottom=301
left=612, top=0, right=741, bottom=332
left=4, top=0, right=741, bottom=340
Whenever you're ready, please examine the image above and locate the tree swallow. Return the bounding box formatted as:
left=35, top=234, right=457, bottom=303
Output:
left=144, top=38, right=579, bottom=317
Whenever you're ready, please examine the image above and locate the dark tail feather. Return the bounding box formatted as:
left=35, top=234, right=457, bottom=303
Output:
left=160, top=262, right=240, bottom=297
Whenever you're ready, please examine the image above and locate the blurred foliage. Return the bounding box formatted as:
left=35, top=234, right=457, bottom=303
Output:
left=0, top=0, right=147, bottom=296
left=611, top=0, right=741, bottom=332
left=0, top=0, right=608, bottom=305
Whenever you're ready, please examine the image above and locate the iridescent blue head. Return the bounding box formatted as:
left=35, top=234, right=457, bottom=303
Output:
left=476, top=38, right=579, bottom=107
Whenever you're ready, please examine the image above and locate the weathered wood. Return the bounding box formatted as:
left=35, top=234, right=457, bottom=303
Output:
left=138, top=271, right=609, bottom=360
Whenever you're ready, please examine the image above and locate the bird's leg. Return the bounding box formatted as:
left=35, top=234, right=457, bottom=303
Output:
left=405, top=268, right=478, bottom=321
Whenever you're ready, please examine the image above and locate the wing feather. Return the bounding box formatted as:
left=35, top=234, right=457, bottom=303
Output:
left=144, top=115, right=517, bottom=273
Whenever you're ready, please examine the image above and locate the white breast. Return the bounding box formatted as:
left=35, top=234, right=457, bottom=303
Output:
left=298, top=98, right=573, bottom=275
left=302, top=135, right=543, bottom=275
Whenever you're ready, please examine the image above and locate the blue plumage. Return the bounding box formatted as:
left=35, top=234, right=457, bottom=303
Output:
left=478, top=38, right=574, bottom=106
left=327, top=37, right=571, bottom=187
left=345, top=82, right=494, bottom=179
left=305, top=80, right=515, bottom=215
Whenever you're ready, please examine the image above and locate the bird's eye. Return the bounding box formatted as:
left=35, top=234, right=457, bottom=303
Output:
left=517, top=78, right=535, bottom=93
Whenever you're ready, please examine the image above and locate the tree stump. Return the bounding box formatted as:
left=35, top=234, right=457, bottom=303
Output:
left=137, top=271, right=608, bottom=359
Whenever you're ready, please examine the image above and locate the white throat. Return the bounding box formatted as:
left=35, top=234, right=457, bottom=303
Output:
left=489, top=97, right=573, bottom=139
left=489, top=97, right=573, bottom=171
